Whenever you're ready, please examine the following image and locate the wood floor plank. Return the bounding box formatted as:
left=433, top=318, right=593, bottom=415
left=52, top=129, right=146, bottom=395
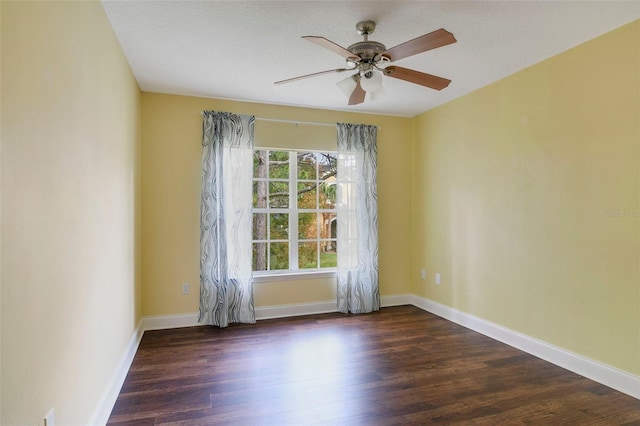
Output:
left=107, top=306, right=640, bottom=424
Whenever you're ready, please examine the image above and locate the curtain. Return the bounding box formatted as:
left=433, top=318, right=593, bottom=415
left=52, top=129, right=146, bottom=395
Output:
left=336, top=123, right=380, bottom=314
left=199, top=111, right=255, bottom=327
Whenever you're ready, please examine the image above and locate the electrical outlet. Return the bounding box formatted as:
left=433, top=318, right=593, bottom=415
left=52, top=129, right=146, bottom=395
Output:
left=435, top=273, right=441, bottom=285
left=181, top=283, right=190, bottom=295
left=420, top=269, right=426, bottom=280
left=44, top=408, right=55, bottom=426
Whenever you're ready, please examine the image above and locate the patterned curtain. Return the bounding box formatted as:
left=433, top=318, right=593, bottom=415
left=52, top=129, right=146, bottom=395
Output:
left=199, top=111, right=256, bottom=327
left=336, top=123, right=380, bottom=314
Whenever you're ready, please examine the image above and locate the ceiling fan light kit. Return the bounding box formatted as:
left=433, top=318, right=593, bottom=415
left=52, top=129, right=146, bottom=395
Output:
left=337, top=75, right=358, bottom=98
left=275, top=20, right=457, bottom=106
left=359, top=69, right=383, bottom=93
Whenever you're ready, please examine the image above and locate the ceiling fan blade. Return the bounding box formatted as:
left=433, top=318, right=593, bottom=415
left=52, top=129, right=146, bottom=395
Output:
left=274, top=68, right=350, bottom=85
left=348, top=80, right=365, bottom=105
left=383, top=66, right=451, bottom=90
left=381, top=28, right=456, bottom=62
left=303, top=36, right=359, bottom=60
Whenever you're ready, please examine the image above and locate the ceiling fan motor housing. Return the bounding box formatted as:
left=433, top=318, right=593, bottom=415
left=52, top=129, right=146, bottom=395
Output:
left=347, top=41, right=387, bottom=61
left=349, top=20, right=386, bottom=62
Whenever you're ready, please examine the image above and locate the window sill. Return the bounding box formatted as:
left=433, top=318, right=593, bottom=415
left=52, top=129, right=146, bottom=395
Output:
left=253, top=269, right=337, bottom=283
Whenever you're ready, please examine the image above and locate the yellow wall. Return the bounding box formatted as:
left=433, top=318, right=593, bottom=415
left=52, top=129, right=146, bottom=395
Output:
left=1, top=3, right=635, bottom=423
left=0, top=1, right=4, bottom=419
left=1, top=1, right=141, bottom=424
left=141, top=92, right=412, bottom=316
left=411, top=21, right=639, bottom=375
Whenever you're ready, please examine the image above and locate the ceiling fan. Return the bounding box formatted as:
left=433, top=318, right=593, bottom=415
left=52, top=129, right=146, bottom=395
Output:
left=274, top=21, right=457, bottom=105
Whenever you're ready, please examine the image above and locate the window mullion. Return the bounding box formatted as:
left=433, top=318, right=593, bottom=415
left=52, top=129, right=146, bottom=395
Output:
left=316, top=155, right=321, bottom=268
left=266, top=152, right=271, bottom=271
left=290, top=152, right=299, bottom=270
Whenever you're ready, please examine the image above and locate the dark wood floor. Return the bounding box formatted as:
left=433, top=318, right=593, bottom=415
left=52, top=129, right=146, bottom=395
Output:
left=108, top=305, right=640, bottom=425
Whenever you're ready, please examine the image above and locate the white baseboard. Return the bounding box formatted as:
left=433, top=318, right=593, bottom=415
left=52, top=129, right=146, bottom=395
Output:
left=139, top=294, right=413, bottom=329
left=381, top=293, right=412, bottom=307
left=143, top=312, right=200, bottom=330
left=256, top=300, right=337, bottom=320
left=410, top=294, right=640, bottom=400
left=256, top=294, right=412, bottom=319
left=88, top=320, right=144, bottom=425
left=138, top=304, right=337, bottom=330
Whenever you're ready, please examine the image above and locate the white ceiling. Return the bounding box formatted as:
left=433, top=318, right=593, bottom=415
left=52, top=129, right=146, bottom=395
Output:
left=102, top=1, right=639, bottom=117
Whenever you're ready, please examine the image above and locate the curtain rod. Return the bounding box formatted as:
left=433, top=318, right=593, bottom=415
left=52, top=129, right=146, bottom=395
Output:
left=255, top=117, right=335, bottom=128
left=255, top=117, right=380, bottom=130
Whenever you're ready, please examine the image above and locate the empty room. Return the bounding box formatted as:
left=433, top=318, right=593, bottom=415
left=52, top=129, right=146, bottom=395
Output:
left=1, top=1, right=639, bottom=424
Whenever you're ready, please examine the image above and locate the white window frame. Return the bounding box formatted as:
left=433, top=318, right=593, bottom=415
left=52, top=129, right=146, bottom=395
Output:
left=252, top=149, right=337, bottom=278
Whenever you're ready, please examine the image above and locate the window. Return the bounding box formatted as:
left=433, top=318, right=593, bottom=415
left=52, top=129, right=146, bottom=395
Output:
left=252, top=150, right=337, bottom=274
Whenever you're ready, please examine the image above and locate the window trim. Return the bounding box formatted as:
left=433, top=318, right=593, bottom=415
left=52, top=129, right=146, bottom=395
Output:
left=252, top=269, right=337, bottom=282
left=252, top=149, right=337, bottom=275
